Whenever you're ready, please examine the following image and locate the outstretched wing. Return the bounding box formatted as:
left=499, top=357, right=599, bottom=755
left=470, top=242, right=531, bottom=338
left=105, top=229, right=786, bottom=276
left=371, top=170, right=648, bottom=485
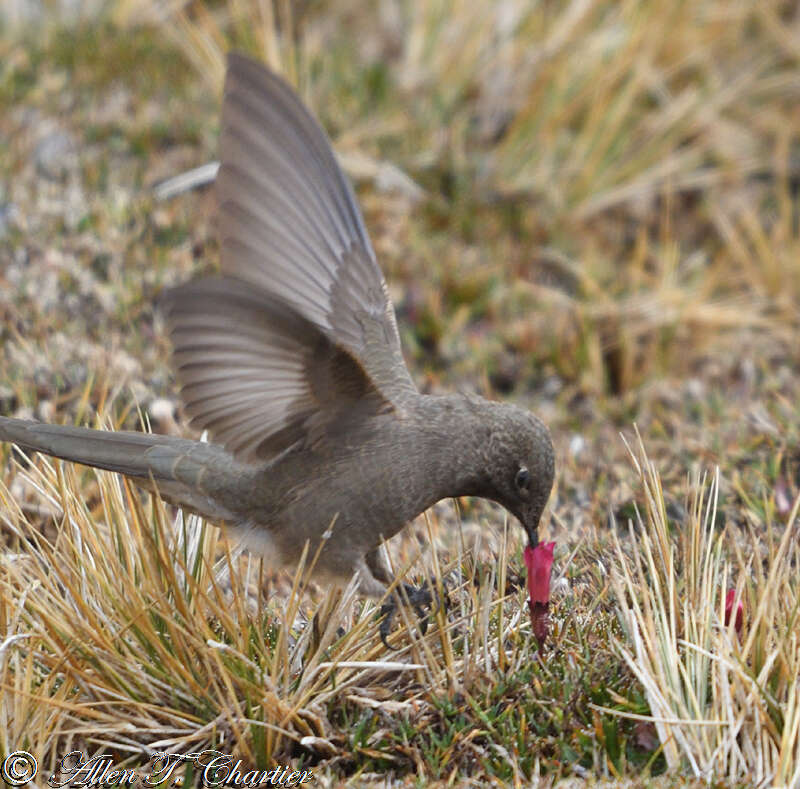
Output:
left=163, top=278, right=390, bottom=463
left=164, top=53, right=418, bottom=464
left=217, top=52, right=416, bottom=405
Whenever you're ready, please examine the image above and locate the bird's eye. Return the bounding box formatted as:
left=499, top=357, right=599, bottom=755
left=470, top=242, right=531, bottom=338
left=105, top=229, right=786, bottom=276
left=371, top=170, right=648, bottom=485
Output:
left=515, top=467, right=531, bottom=491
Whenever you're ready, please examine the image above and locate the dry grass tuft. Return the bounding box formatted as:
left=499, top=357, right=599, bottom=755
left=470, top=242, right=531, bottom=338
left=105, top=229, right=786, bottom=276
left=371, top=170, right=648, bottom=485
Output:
left=132, top=0, right=800, bottom=393
left=606, top=431, right=800, bottom=786
left=0, top=439, right=550, bottom=779
left=5, top=424, right=797, bottom=782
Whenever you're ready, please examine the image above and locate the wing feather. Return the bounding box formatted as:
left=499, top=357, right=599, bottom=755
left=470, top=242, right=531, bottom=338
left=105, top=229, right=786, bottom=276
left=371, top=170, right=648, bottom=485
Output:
left=218, top=53, right=417, bottom=400
left=163, top=278, right=387, bottom=462
left=164, top=53, right=418, bottom=464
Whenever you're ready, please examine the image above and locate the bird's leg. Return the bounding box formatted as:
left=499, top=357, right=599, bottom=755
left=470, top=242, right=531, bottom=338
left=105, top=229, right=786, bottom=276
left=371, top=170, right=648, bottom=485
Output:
left=364, top=547, right=448, bottom=648
left=380, top=582, right=431, bottom=647
left=379, top=579, right=452, bottom=649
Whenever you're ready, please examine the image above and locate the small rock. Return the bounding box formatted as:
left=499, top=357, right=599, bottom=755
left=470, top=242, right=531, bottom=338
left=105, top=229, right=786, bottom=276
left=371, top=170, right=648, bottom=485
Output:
left=542, top=375, right=563, bottom=399
left=685, top=378, right=704, bottom=400
left=148, top=398, right=179, bottom=434
left=34, top=126, right=76, bottom=181
left=569, top=434, right=585, bottom=459
left=0, top=201, right=19, bottom=238
left=299, top=736, right=337, bottom=758
left=36, top=400, right=55, bottom=422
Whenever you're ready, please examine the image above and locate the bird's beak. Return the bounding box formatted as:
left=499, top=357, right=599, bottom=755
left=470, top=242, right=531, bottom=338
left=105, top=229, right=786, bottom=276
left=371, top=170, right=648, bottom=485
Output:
left=521, top=513, right=539, bottom=548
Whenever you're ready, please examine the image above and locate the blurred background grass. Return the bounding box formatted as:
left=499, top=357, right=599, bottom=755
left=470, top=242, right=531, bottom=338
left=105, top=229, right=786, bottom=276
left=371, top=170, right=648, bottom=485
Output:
left=0, top=0, right=799, bottom=785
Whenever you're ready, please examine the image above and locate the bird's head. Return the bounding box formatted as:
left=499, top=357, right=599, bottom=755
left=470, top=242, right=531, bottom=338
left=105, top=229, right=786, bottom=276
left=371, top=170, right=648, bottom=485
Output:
left=469, top=401, right=555, bottom=546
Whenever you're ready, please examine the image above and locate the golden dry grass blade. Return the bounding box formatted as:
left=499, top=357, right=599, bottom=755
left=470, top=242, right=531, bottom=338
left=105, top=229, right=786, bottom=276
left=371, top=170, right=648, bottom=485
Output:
left=609, top=439, right=800, bottom=784
left=0, top=428, right=546, bottom=775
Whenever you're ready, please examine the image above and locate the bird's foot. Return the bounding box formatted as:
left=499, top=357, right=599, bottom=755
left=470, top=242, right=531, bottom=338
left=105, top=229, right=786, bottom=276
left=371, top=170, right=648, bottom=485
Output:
left=379, top=579, right=448, bottom=649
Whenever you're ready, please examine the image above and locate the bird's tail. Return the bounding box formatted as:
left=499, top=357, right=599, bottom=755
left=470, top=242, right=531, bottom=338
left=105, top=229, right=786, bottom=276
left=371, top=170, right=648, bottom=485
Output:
left=0, top=416, right=240, bottom=520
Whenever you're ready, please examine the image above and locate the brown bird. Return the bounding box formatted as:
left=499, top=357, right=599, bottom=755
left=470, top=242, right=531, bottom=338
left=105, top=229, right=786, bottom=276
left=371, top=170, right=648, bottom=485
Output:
left=0, top=53, right=554, bottom=606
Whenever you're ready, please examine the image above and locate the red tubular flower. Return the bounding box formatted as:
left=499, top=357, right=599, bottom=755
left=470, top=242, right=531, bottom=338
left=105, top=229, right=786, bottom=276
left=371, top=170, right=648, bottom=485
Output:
left=524, top=541, right=555, bottom=647
left=724, top=588, right=743, bottom=636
